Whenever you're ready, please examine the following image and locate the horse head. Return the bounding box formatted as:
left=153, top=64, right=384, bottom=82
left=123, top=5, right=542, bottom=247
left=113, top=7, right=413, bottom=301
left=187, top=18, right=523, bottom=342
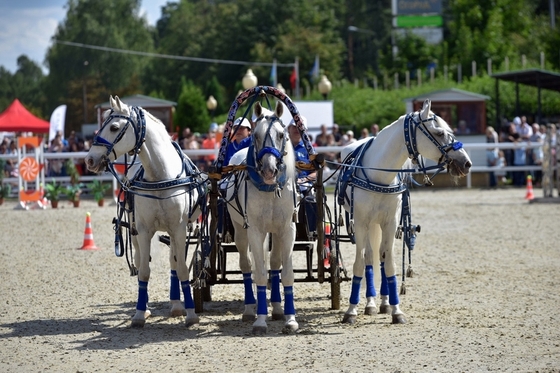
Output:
left=252, top=101, right=292, bottom=186
left=412, top=99, right=472, bottom=177
left=85, top=96, right=143, bottom=173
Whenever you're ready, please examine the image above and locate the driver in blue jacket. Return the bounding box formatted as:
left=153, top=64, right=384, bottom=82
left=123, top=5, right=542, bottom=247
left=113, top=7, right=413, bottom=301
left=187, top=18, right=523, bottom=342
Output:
left=288, top=116, right=316, bottom=194
left=223, top=117, right=252, bottom=166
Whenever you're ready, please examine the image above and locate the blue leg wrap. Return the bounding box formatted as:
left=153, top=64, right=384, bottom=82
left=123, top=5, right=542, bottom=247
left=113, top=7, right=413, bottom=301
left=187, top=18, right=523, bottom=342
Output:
left=349, top=275, right=362, bottom=305
left=270, top=270, right=281, bottom=303
left=284, top=286, right=295, bottom=315
left=243, top=273, right=256, bottom=305
left=365, top=265, right=376, bottom=297
left=256, top=285, right=267, bottom=315
left=181, top=280, right=195, bottom=309
left=380, top=263, right=389, bottom=296
left=170, top=270, right=180, bottom=301
left=386, top=275, right=400, bottom=306
left=136, top=280, right=148, bottom=311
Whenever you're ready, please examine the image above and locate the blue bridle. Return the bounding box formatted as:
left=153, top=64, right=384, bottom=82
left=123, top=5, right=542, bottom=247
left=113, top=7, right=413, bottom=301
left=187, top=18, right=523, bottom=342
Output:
left=404, top=111, right=463, bottom=169
left=247, top=114, right=288, bottom=192
left=92, top=107, right=146, bottom=162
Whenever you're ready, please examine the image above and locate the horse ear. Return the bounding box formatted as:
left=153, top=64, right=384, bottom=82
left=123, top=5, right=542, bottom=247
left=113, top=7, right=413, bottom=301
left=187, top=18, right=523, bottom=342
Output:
left=254, top=102, right=263, bottom=118
left=421, top=99, right=432, bottom=119
left=275, top=101, right=284, bottom=118
left=109, top=96, right=117, bottom=109
left=114, top=96, right=130, bottom=115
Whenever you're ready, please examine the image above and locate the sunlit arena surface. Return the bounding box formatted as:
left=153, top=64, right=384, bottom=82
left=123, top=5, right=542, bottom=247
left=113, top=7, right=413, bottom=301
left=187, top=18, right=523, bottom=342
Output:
left=0, top=188, right=559, bottom=372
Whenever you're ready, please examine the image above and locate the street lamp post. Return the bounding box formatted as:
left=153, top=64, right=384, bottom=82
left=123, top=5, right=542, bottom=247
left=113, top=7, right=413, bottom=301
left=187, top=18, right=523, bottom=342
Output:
left=318, top=75, right=332, bottom=100
left=347, top=25, right=381, bottom=77
left=242, top=69, right=258, bottom=90
left=206, top=95, right=217, bottom=121
left=82, top=60, right=89, bottom=124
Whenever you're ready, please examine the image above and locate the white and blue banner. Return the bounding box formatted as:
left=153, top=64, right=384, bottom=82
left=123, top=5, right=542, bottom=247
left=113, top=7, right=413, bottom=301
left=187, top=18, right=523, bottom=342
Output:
left=49, top=104, right=67, bottom=143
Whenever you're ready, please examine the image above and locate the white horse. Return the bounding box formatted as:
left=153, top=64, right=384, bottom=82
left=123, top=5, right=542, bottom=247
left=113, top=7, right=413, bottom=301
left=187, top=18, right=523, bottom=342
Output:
left=85, top=96, right=207, bottom=328
left=337, top=99, right=472, bottom=324
left=225, top=101, right=299, bottom=335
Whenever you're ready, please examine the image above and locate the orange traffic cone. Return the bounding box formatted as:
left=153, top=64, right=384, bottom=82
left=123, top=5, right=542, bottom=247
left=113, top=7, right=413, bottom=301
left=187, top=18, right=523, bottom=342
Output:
left=525, top=175, right=535, bottom=200
left=80, top=212, right=99, bottom=250
left=323, top=223, right=331, bottom=269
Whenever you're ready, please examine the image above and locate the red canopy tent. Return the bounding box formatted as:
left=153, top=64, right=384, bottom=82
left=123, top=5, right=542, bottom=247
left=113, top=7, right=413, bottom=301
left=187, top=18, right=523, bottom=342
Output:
left=0, top=99, right=49, bottom=133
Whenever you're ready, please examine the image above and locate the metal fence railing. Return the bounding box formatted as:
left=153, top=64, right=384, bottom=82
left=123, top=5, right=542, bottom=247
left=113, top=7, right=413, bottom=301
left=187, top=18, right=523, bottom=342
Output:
left=1, top=141, right=556, bottom=193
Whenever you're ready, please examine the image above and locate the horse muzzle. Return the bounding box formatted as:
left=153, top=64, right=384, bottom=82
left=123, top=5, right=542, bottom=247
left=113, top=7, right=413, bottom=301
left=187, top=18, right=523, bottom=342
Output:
left=447, top=159, right=472, bottom=177
left=261, top=168, right=278, bottom=185
left=85, top=154, right=109, bottom=174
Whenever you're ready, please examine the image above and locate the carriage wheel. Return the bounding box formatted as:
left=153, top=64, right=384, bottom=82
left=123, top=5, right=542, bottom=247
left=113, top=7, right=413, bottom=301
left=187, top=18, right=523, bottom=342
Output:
left=330, top=268, right=341, bottom=310
left=315, top=154, right=326, bottom=284
left=193, top=287, right=204, bottom=313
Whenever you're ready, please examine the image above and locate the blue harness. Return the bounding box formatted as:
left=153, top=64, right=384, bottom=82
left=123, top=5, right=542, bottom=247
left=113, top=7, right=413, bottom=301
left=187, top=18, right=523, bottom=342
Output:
left=92, top=106, right=208, bottom=269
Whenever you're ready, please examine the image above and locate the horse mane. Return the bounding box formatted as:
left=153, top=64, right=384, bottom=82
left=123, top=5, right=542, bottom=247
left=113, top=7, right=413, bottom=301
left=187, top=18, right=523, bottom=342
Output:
left=142, top=108, right=166, bottom=128
left=283, top=133, right=296, bottom=179
left=104, top=101, right=165, bottom=131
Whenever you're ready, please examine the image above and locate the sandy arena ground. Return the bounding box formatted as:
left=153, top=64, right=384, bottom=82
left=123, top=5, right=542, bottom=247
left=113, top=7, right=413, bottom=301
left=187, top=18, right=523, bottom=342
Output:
left=1, top=187, right=559, bottom=372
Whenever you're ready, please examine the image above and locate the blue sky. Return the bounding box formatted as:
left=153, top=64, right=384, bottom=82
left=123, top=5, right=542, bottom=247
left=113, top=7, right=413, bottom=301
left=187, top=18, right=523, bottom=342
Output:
left=0, top=0, right=171, bottom=74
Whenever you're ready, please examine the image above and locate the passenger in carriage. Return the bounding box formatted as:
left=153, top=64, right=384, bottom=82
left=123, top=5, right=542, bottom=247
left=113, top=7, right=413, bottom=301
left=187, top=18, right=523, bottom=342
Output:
left=288, top=117, right=316, bottom=194
left=223, top=117, right=252, bottom=166
left=218, top=117, right=252, bottom=239
left=288, top=117, right=318, bottom=237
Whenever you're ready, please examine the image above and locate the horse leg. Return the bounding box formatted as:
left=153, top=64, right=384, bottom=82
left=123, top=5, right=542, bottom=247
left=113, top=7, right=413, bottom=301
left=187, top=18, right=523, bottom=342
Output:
left=380, top=233, right=406, bottom=324
left=171, top=228, right=199, bottom=327
left=365, top=224, right=381, bottom=315
left=234, top=223, right=256, bottom=321
left=276, top=229, right=298, bottom=333
left=342, top=229, right=367, bottom=324
left=269, top=234, right=284, bottom=320
left=378, top=262, right=390, bottom=314
left=248, top=231, right=269, bottom=335
left=131, top=232, right=152, bottom=327
left=169, top=259, right=186, bottom=317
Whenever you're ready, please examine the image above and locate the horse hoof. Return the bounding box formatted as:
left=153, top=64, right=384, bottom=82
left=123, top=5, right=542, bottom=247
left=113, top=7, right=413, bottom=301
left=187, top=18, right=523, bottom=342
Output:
left=342, top=314, right=357, bottom=324
left=379, top=305, right=391, bottom=314
left=185, top=316, right=200, bottom=328
left=242, top=314, right=256, bottom=322
left=252, top=326, right=267, bottom=335
left=271, top=313, right=284, bottom=321
left=170, top=307, right=186, bottom=317
left=130, top=319, right=145, bottom=328
left=364, top=306, right=377, bottom=315
left=392, top=314, right=407, bottom=324
left=406, top=268, right=414, bottom=278
left=282, top=323, right=298, bottom=334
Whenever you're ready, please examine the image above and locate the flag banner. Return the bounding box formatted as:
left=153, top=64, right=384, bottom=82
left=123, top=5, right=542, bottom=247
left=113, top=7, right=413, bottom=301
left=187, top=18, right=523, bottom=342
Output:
left=309, top=55, right=320, bottom=82
left=49, top=105, right=67, bottom=143
left=290, top=67, right=297, bottom=89
left=269, top=60, right=277, bottom=85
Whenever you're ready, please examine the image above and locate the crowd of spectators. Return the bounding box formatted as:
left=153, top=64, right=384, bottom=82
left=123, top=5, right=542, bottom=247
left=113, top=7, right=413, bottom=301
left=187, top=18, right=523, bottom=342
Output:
left=486, top=116, right=548, bottom=188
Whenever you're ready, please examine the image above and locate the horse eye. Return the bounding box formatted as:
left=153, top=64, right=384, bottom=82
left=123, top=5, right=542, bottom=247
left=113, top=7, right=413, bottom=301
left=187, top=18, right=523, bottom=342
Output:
left=110, top=123, right=119, bottom=132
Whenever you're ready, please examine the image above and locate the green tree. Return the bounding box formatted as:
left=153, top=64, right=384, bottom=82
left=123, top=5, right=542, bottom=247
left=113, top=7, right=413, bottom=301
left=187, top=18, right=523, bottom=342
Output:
left=174, top=78, right=211, bottom=134
left=446, top=0, right=537, bottom=72
left=0, top=56, right=45, bottom=116
left=44, top=0, right=154, bottom=132
left=205, top=76, right=227, bottom=117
